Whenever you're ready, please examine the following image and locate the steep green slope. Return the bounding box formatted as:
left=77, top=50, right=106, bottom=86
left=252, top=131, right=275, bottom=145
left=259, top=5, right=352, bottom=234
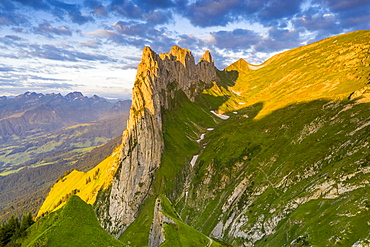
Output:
left=20, top=195, right=124, bottom=247
left=31, top=30, right=369, bottom=246
left=121, top=30, right=370, bottom=246
left=156, top=195, right=223, bottom=247
left=37, top=144, right=122, bottom=217
left=0, top=135, right=122, bottom=223
left=181, top=99, right=370, bottom=246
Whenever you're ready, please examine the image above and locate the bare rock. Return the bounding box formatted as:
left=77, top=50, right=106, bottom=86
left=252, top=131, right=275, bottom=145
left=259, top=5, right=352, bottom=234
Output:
left=98, top=46, right=218, bottom=236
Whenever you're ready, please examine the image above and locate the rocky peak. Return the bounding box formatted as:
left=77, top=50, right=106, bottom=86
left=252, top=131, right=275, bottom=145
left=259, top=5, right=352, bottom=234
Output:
left=200, top=50, right=213, bottom=63
left=16, top=92, right=43, bottom=99
left=65, top=92, right=84, bottom=101
left=101, top=46, right=218, bottom=236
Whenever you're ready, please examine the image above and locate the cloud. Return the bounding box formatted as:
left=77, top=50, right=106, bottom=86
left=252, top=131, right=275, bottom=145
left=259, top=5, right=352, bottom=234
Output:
left=68, top=9, right=94, bottom=25
left=113, top=21, right=166, bottom=37
left=183, top=0, right=241, bottom=27
left=210, top=29, right=261, bottom=51
left=254, top=27, right=302, bottom=52
left=0, top=11, right=29, bottom=26
left=4, top=35, right=22, bottom=41
left=11, top=43, right=115, bottom=62
left=89, top=29, right=117, bottom=38
left=109, top=0, right=143, bottom=19
left=79, top=40, right=102, bottom=49
left=115, top=64, right=139, bottom=69
left=0, top=65, right=16, bottom=72
left=11, top=27, right=27, bottom=33
left=177, top=34, right=206, bottom=52
left=45, top=0, right=94, bottom=25
left=89, top=21, right=176, bottom=52
left=180, top=0, right=306, bottom=28
left=13, top=0, right=50, bottom=11
left=31, top=82, right=75, bottom=89
left=84, top=0, right=108, bottom=16
left=258, top=0, right=305, bottom=21
left=109, top=0, right=174, bottom=25
left=34, top=21, right=72, bottom=37
left=136, top=0, right=175, bottom=10
left=321, top=0, right=369, bottom=12
left=143, top=9, right=173, bottom=25
left=28, top=75, right=70, bottom=81
left=0, top=0, right=16, bottom=11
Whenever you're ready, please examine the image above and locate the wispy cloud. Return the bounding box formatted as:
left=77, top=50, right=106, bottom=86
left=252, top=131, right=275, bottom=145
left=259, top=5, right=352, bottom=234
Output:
left=0, top=0, right=368, bottom=98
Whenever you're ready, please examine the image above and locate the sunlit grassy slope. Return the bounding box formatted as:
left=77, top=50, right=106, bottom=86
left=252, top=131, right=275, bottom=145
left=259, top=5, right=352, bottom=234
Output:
left=21, top=195, right=124, bottom=247
left=120, top=30, right=370, bottom=246
left=216, top=30, right=370, bottom=118
left=37, top=144, right=122, bottom=218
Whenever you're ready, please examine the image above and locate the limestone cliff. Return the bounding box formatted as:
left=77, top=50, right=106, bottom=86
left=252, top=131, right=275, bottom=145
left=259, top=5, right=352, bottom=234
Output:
left=99, top=45, right=217, bottom=236
left=148, top=197, right=175, bottom=247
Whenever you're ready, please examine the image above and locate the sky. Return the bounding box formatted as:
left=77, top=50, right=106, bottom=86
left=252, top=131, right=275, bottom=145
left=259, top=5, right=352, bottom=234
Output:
left=0, top=0, right=369, bottom=100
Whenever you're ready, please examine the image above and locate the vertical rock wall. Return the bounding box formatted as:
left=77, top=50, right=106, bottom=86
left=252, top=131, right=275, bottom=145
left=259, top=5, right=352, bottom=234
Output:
left=101, top=46, right=217, bottom=236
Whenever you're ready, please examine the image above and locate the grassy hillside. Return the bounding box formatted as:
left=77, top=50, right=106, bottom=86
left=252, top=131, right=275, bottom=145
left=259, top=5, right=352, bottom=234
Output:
left=177, top=30, right=370, bottom=246
left=121, top=30, right=370, bottom=246
left=183, top=98, right=370, bottom=246
left=37, top=144, right=122, bottom=217
left=20, top=195, right=124, bottom=247
left=32, top=30, right=370, bottom=246
left=155, top=195, right=224, bottom=247
left=220, top=30, right=370, bottom=118
left=0, top=135, right=122, bottom=224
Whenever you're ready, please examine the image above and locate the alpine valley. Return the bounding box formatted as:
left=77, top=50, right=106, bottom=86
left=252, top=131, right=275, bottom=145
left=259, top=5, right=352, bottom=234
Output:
left=8, top=30, right=370, bottom=246
left=0, top=92, right=131, bottom=223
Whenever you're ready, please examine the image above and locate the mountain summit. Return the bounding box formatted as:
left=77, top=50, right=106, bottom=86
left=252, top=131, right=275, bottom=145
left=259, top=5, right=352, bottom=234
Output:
left=105, top=45, right=218, bottom=236
left=31, top=30, right=370, bottom=247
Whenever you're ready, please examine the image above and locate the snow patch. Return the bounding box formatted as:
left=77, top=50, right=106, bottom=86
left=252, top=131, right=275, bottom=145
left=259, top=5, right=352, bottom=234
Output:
left=197, top=133, right=205, bottom=143
left=230, top=89, right=242, bottom=96
left=190, top=155, right=199, bottom=167
left=211, top=110, right=230, bottom=120
left=248, top=64, right=265, bottom=70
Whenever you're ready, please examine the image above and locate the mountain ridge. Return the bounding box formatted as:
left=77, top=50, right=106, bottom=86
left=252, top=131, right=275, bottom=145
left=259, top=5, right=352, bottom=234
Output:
left=0, top=91, right=131, bottom=141
left=29, top=30, right=370, bottom=246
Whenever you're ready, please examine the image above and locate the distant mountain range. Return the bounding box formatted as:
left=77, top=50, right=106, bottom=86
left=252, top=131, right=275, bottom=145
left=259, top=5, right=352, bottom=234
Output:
left=0, top=91, right=131, bottom=223
left=0, top=92, right=131, bottom=142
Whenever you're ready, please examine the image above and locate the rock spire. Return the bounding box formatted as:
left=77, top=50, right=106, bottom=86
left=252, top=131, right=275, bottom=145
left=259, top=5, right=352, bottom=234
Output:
left=99, top=46, right=217, bottom=236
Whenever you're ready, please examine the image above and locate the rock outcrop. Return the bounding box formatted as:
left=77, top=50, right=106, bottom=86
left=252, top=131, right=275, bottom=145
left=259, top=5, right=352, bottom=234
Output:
left=148, top=197, right=176, bottom=247
left=101, top=46, right=217, bottom=236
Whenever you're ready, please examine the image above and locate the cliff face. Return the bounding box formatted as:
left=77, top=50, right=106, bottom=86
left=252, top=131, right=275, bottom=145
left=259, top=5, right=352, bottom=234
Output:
left=102, top=46, right=217, bottom=236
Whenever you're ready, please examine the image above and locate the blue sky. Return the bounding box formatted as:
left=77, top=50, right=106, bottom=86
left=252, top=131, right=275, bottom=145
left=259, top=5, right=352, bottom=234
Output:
left=0, top=0, right=369, bottom=100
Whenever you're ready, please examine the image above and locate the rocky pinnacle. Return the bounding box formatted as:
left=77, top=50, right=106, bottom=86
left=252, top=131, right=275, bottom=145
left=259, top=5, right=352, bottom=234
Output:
left=101, top=46, right=218, bottom=236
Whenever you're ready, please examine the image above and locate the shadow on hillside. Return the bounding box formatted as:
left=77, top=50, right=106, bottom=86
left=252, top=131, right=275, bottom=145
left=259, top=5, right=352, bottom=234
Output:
left=196, top=69, right=240, bottom=111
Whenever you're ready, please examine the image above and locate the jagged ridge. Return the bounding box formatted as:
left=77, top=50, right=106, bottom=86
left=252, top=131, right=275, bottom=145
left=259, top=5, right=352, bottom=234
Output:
left=103, top=45, right=218, bottom=236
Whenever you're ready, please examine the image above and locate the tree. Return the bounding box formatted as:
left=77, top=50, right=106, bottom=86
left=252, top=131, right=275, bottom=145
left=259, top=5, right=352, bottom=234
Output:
left=0, top=212, right=34, bottom=246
